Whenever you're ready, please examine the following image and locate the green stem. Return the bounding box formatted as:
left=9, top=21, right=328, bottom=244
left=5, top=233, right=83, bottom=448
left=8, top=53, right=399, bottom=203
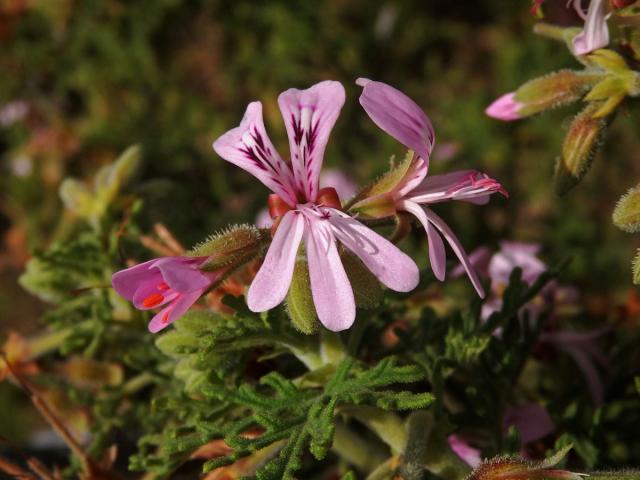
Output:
left=341, top=406, right=407, bottom=454
left=27, top=323, right=92, bottom=359
left=332, top=422, right=387, bottom=472
left=533, top=22, right=568, bottom=41
left=121, top=372, right=155, bottom=394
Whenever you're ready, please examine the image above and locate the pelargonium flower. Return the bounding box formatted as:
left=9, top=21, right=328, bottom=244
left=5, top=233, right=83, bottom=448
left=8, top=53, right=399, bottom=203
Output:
left=213, top=81, right=419, bottom=331
left=112, top=256, right=224, bottom=333
left=571, top=0, right=610, bottom=56
left=448, top=434, right=482, bottom=468
left=353, top=79, right=506, bottom=297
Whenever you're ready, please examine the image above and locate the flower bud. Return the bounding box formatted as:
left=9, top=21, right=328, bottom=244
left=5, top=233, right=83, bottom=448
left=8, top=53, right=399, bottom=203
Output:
left=554, top=102, right=607, bottom=195
left=468, top=457, right=585, bottom=480
left=286, top=259, right=320, bottom=335
left=515, top=70, right=602, bottom=118
left=613, top=183, right=640, bottom=232
left=632, top=249, right=640, bottom=284
left=189, top=225, right=265, bottom=271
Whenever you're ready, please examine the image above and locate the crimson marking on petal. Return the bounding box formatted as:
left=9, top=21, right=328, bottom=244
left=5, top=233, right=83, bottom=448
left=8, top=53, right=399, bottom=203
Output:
left=157, top=282, right=170, bottom=291
left=142, top=293, right=165, bottom=308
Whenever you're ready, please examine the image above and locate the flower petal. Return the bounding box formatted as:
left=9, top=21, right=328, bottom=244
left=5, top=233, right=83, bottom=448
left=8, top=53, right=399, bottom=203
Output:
left=357, top=78, right=435, bottom=163
left=304, top=216, right=355, bottom=331
left=112, top=259, right=160, bottom=301
left=148, top=290, right=203, bottom=333
left=213, top=102, right=297, bottom=206
left=152, top=257, right=211, bottom=293
left=485, top=92, right=523, bottom=121
left=247, top=210, right=304, bottom=312
left=427, top=221, right=446, bottom=281
left=503, top=404, right=555, bottom=444
left=409, top=170, right=505, bottom=205
left=401, top=201, right=484, bottom=297
left=572, top=0, right=609, bottom=56
left=278, top=81, right=346, bottom=202
left=328, top=209, right=419, bottom=292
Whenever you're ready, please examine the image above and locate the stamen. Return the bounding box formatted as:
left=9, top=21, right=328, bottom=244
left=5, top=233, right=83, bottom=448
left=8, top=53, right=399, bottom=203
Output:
left=142, top=293, right=165, bottom=308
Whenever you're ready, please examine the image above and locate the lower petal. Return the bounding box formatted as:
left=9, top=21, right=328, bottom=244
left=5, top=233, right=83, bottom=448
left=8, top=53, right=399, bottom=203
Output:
left=148, top=290, right=202, bottom=333
left=426, top=221, right=446, bottom=281
left=401, top=201, right=484, bottom=297
left=305, top=218, right=355, bottom=332
left=247, top=211, right=305, bottom=312
left=328, top=210, right=419, bottom=292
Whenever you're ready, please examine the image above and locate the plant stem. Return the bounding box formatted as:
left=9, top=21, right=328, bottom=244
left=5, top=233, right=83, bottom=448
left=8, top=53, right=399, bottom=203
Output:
left=332, top=421, right=387, bottom=472
left=533, top=22, right=568, bottom=41
left=341, top=406, right=407, bottom=454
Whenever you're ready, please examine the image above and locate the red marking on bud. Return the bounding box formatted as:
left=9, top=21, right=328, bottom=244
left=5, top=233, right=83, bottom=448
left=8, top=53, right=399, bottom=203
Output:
left=268, top=194, right=293, bottom=219
left=157, top=281, right=170, bottom=291
left=316, top=187, right=341, bottom=209
left=142, top=293, right=164, bottom=308
left=162, top=311, right=170, bottom=324
left=611, top=0, right=634, bottom=9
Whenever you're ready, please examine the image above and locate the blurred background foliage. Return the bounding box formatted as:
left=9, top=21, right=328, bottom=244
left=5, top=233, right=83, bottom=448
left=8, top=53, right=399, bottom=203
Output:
left=1, top=0, right=640, bottom=475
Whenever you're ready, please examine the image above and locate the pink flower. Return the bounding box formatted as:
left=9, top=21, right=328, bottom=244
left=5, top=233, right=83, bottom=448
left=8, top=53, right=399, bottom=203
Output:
left=571, top=0, right=610, bottom=56
left=485, top=92, right=523, bottom=121
left=448, top=434, right=482, bottom=468
left=355, top=78, right=506, bottom=297
left=112, top=256, right=223, bottom=333
left=540, top=328, right=609, bottom=405
left=503, top=403, right=555, bottom=444
left=255, top=169, right=356, bottom=229
left=213, top=81, right=419, bottom=331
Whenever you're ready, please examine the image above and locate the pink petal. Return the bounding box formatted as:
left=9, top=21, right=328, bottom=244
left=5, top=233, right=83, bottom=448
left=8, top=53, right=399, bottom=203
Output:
left=489, top=242, right=546, bottom=286
left=132, top=282, right=177, bottom=310
left=152, top=257, right=211, bottom=293
left=409, top=170, right=505, bottom=205
left=328, top=209, right=419, bottom=292
left=278, top=81, right=346, bottom=202
left=148, top=290, right=203, bottom=333
left=304, top=216, right=355, bottom=331
left=427, top=221, right=446, bottom=281
left=448, top=435, right=482, bottom=468
left=112, top=259, right=159, bottom=301
left=213, top=102, right=297, bottom=206
left=395, top=157, right=429, bottom=198
left=356, top=78, right=435, bottom=163
left=401, top=200, right=484, bottom=297
left=451, top=246, right=492, bottom=279
left=503, top=404, right=555, bottom=444
left=485, top=92, right=523, bottom=121
left=247, top=211, right=305, bottom=312
left=572, top=0, right=609, bottom=55
left=319, top=169, right=357, bottom=202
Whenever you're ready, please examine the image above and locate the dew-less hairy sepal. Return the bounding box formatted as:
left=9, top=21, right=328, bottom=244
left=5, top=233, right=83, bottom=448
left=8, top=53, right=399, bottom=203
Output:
left=554, top=102, right=608, bottom=195
left=188, top=224, right=266, bottom=271
left=613, top=183, right=640, bottom=232
left=514, top=70, right=604, bottom=118
left=466, top=445, right=584, bottom=480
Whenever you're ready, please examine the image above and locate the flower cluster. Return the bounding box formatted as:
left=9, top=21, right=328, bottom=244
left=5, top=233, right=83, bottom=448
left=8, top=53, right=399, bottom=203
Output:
left=112, top=80, right=506, bottom=332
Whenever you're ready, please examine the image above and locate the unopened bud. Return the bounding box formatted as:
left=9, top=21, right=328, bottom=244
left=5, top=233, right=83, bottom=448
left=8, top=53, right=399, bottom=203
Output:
left=189, top=225, right=265, bottom=271
left=554, top=102, right=607, bottom=195
left=468, top=457, right=585, bottom=480
left=286, top=260, right=320, bottom=335
left=515, top=70, right=602, bottom=117
left=613, top=183, right=640, bottom=232
left=342, top=252, right=383, bottom=309
left=632, top=249, right=640, bottom=284
left=468, top=445, right=585, bottom=480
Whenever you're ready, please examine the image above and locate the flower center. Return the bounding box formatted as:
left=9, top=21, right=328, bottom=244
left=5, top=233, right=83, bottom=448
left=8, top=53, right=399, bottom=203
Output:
left=267, top=187, right=342, bottom=220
